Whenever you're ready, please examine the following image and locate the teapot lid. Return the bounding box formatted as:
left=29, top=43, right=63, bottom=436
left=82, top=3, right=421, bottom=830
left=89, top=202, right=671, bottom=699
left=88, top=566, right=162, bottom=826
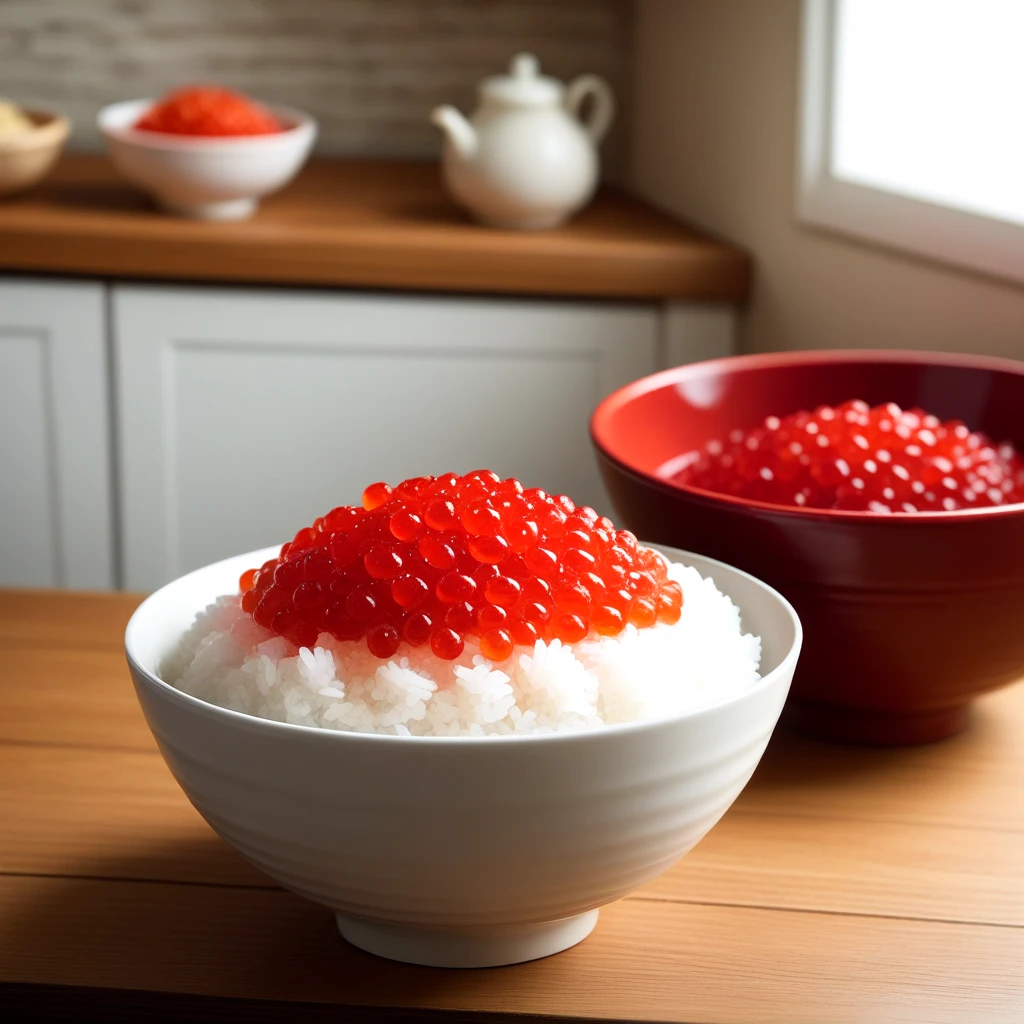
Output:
left=479, top=53, right=563, bottom=106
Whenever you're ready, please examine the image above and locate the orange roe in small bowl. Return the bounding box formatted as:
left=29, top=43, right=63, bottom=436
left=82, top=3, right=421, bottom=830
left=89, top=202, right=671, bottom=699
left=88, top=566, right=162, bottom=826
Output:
left=134, top=85, right=284, bottom=137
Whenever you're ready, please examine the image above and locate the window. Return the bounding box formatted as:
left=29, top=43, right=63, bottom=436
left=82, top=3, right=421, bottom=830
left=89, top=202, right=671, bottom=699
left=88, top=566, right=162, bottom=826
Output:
left=798, top=0, right=1024, bottom=284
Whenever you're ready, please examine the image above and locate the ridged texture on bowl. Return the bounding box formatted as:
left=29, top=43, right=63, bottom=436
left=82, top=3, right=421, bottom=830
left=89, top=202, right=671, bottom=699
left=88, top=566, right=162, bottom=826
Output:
left=137, top=683, right=785, bottom=926
left=126, top=546, right=798, bottom=931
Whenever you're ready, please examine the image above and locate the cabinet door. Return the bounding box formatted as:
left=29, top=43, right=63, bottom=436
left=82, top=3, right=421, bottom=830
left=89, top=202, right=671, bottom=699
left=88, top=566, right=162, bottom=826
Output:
left=0, top=280, right=114, bottom=588
left=114, top=285, right=657, bottom=591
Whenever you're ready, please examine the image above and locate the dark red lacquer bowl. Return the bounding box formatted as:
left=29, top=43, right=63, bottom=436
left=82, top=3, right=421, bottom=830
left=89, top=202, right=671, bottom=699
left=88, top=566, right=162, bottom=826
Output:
left=591, top=350, right=1024, bottom=745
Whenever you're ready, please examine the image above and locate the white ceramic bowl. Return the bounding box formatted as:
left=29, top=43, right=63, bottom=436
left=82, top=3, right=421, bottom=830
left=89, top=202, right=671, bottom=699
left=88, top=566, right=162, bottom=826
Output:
left=97, top=98, right=317, bottom=220
left=125, top=543, right=800, bottom=968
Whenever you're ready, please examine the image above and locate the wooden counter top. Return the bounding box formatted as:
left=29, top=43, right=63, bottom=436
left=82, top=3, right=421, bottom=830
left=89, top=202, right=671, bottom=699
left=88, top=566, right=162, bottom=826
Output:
left=1, top=589, right=1021, bottom=1023
left=0, top=154, right=750, bottom=300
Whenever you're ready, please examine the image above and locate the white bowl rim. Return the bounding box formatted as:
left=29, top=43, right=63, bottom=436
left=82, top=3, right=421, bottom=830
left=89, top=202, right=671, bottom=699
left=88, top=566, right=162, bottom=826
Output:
left=96, top=97, right=317, bottom=150
left=125, top=543, right=802, bottom=748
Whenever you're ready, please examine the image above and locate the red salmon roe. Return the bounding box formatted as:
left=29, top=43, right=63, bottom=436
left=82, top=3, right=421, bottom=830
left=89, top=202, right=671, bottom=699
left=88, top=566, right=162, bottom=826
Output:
left=238, top=473, right=684, bottom=660
left=134, top=85, right=284, bottom=136
left=677, top=400, right=1024, bottom=513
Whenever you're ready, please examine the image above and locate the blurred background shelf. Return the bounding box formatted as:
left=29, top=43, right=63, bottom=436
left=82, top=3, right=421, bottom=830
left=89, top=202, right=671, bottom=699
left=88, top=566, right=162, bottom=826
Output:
left=0, top=154, right=750, bottom=301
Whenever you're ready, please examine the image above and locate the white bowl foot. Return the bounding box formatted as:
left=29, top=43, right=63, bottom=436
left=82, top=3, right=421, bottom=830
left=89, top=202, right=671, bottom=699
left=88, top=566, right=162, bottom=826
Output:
left=336, top=909, right=599, bottom=968
left=159, top=197, right=258, bottom=221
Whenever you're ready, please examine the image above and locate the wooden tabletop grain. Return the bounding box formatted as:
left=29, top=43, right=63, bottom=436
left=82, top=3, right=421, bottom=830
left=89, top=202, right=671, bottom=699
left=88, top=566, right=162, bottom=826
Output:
left=0, top=154, right=750, bottom=301
left=0, top=589, right=1021, bottom=1023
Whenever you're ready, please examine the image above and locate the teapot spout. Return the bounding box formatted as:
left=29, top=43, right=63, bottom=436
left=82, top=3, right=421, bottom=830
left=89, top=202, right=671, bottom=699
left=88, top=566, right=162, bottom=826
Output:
left=430, top=105, right=477, bottom=159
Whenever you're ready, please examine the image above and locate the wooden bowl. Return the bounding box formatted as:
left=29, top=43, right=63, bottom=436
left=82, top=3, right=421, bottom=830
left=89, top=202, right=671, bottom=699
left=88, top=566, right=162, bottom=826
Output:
left=0, top=108, right=69, bottom=196
left=591, top=350, right=1024, bottom=745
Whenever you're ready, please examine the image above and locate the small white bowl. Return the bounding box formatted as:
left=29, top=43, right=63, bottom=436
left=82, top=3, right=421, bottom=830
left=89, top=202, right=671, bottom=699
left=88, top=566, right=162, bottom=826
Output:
left=125, top=544, right=800, bottom=968
left=97, top=98, right=317, bottom=220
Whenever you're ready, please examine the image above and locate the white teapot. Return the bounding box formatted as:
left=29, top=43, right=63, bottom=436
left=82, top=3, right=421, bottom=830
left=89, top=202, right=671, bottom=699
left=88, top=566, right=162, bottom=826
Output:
left=431, top=53, right=615, bottom=230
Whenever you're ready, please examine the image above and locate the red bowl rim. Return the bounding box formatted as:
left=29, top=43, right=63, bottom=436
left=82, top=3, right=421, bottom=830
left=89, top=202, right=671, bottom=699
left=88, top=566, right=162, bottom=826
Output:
left=591, top=348, right=1024, bottom=524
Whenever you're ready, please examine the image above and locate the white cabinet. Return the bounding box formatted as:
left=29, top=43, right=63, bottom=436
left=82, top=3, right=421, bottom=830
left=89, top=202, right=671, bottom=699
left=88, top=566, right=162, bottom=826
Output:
left=113, top=285, right=660, bottom=591
left=0, top=281, right=114, bottom=588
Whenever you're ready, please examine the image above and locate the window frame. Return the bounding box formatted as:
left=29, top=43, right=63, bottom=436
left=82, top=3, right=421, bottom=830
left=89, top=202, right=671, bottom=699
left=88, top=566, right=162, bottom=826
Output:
left=797, top=0, right=1024, bottom=286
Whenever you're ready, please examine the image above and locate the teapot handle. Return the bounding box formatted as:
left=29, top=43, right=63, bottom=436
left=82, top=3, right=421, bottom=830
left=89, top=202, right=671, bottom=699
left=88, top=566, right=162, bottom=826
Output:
left=565, top=74, right=615, bottom=144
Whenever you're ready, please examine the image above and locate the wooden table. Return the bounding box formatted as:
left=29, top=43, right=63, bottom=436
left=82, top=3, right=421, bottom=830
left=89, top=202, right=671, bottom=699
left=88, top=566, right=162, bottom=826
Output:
left=0, top=154, right=750, bottom=301
left=1, top=590, right=1021, bottom=1023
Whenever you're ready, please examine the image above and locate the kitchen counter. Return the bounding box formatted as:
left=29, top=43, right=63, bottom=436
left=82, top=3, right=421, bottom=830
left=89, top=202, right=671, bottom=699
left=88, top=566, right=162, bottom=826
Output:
left=0, top=154, right=750, bottom=300
left=1, top=589, right=1021, bottom=1022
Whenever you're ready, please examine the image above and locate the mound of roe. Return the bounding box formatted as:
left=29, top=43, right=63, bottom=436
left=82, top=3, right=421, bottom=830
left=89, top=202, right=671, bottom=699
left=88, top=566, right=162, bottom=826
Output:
left=135, top=85, right=283, bottom=136
left=239, top=471, right=683, bottom=661
left=676, top=400, right=1024, bottom=512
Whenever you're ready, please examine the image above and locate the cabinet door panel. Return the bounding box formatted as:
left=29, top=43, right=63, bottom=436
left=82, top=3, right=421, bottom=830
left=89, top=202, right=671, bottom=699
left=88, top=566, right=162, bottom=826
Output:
left=0, top=281, right=113, bottom=588
left=114, top=286, right=657, bottom=590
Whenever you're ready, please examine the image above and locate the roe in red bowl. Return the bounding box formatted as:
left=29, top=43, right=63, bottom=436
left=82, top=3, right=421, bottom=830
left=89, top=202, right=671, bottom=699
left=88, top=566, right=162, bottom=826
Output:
left=675, top=399, right=1024, bottom=512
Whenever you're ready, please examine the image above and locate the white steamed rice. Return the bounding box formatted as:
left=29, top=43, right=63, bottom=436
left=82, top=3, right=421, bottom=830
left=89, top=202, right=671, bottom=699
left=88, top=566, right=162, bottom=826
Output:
left=163, top=559, right=761, bottom=737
